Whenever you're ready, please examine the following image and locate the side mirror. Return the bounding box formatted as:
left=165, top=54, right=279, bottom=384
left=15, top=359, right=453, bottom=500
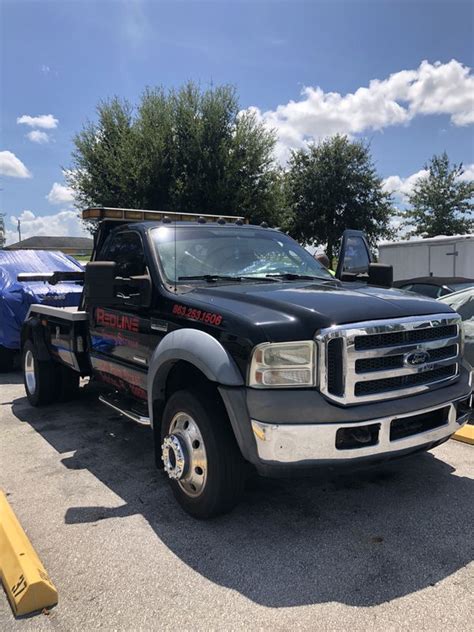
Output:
left=368, top=263, right=393, bottom=288
left=340, top=272, right=359, bottom=283
left=85, top=261, right=117, bottom=306
left=115, top=275, right=152, bottom=308
left=335, top=229, right=372, bottom=279
left=84, top=262, right=152, bottom=308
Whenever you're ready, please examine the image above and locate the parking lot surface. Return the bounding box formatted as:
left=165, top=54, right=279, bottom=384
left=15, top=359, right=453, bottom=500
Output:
left=0, top=372, right=473, bottom=631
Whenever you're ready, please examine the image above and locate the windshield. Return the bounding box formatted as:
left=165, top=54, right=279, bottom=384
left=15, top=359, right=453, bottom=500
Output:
left=440, top=288, right=474, bottom=321
left=151, top=226, right=333, bottom=283
left=450, top=282, right=474, bottom=292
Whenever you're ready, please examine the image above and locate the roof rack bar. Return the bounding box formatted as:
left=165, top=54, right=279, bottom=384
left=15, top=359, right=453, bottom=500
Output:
left=82, top=207, right=247, bottom=223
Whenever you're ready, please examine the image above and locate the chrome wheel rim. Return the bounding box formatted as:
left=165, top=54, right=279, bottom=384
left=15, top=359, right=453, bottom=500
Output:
left=24, top=349, right=36, bottom=394
left=162, top=412, right=207, bottom=497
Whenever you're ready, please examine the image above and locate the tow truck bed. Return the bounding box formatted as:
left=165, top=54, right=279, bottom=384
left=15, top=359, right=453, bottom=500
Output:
left=25, top=304, right=90, bottom=372
left=27, top=304, right=88, bottom=321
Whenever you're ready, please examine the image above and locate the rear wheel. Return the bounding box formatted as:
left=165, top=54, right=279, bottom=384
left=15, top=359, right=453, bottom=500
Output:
left=22, top=340, right=57, bottom=406
left=160, top=389, right=246, bottom=519
left=0, top=345, right=14, bottom=372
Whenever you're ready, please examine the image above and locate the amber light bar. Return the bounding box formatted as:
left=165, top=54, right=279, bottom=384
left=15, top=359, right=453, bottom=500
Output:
left=82, top=207, right=247, bottom=224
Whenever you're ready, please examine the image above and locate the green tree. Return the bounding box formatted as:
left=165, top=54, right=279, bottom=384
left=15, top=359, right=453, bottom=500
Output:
left=67, top=83, right=282, bottom=227
left=404, top=152, right=474, bottom=237
left=284, top=135, right=395, bottom=260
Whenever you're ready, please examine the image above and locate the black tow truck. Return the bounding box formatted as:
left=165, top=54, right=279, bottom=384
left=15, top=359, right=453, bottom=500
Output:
left=21, top=208, right=473, bottom=518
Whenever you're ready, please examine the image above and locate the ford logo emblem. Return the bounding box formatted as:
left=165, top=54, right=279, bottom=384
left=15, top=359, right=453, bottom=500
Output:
left=404, top=350, right=430, bottom=366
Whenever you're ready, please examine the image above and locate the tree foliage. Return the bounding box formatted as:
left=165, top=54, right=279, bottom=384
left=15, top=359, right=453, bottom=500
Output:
left=67, top=83, right=282, bottom=226
left=404, top=152, right=474, bottom=237
left=284, top=135, right=395, bottom=259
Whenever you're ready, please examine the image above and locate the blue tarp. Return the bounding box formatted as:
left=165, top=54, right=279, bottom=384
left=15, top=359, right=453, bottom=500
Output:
left=0, top=250, right=84, bottom=350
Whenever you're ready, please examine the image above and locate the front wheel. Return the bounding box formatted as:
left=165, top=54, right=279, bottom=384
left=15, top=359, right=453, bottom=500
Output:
left=22, top=340, right=57, bottom=406
left=160, top=389, right=246, bottom=519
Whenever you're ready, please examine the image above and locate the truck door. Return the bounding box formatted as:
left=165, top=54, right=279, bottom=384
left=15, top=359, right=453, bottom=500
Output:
left=89, top=229, right=154, bottom=402
left=429, top=243, right=457, bottom=276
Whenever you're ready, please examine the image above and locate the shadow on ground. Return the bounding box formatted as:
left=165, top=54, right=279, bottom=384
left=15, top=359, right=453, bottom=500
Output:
left=11, top=384, right=474, bottom=608
left=0, top=370, right=24, bottom=386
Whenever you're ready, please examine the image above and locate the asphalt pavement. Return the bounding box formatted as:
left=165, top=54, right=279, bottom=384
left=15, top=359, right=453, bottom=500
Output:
left=0, top=371, right=473, bottom=631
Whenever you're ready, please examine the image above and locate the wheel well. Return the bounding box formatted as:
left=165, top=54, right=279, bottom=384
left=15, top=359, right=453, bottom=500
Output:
left=152, top=361, right=221, bottom=432
left=166, top=360, right=216, bottom=400
left=20, top=319, right=52, bottom=362
left=21, top=323, right=34, bottom=347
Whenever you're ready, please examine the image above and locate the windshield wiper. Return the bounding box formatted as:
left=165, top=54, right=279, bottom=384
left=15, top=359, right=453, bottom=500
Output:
left=178, top=274, right=282, bottom=284
left=178, top=274, right=243, bottom=282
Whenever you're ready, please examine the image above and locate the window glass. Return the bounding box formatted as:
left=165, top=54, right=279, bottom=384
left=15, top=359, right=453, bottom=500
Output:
left=450, top=282, right=474, bottom=292
left=101, top=231, right=146, bottom=277
left=409, top=283, right=441, bottom=298
left=151, top=226, right=332, bottom=283
left=442, top=290, right=474, bottom=321
left=342, top=236, right=370, bottom=274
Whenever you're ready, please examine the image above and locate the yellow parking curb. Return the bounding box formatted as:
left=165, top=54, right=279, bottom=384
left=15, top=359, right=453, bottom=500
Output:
left=452, top=424, right=474, bottom=445
left=0, top=490, right=58, bottom=616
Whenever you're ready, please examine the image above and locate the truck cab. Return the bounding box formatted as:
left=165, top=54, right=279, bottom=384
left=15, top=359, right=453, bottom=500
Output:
left=21, top=208, right=473, bottom=518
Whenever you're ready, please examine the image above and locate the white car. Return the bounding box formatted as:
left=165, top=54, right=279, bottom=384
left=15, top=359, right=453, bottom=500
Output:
left=439, top=287, right=474, bottom=368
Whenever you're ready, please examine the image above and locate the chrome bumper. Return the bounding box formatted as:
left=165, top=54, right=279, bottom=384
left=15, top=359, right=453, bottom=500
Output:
left=251, top=397, right=471, bottom=464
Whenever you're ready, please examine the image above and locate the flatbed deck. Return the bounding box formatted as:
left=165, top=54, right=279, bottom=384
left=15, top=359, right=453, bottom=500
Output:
left=27, top=305, right=88, bottom=322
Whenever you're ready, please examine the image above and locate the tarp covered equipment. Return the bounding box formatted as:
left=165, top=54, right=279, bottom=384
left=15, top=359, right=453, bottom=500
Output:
left=0, top=250, right=83, bottom=350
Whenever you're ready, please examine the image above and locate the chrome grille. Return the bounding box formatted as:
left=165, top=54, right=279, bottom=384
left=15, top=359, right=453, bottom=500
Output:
left=317, top=314, right=461, bottom=405
left=355, top=344, right=458, bottom=373
left=353, top=324, right=458, bottom=350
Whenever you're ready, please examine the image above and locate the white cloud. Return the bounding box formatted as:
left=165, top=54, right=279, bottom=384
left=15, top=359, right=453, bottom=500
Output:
left=16, top=114, right=58, bottom=129
left=246, top=59, right=474, bottom=163
left=46, top=182, right=75, bottom=205
left=459, top=163, right=474, bottom=182
left=5, top=210, right=89, bottom=245
left=26, top=130, right=50, bottom=144
left=0, top=150, right=32, bottom=178
left=382, top=169, right=429, bottom=203
left=383, top=162, right=474, bottom=204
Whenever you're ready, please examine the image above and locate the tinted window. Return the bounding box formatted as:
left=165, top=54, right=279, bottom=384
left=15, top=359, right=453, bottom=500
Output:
left=409, top=283, right=441, bottom=298
left=101, top=231, right=146, bottom=277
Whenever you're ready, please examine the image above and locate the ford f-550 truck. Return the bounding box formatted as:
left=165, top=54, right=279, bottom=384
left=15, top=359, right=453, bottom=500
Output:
left=20, top=208, right=473, bottom=518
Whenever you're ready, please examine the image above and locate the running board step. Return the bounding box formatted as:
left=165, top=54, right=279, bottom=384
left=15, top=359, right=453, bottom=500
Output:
left=99, top=395, right=150, bottom=426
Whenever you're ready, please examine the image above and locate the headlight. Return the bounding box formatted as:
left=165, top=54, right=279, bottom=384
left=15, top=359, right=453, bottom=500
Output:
left=249, top=341, right=316, bottom=388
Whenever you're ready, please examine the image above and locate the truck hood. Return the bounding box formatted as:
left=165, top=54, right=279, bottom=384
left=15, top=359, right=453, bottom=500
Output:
left=186, top=279, right=454, bottom=341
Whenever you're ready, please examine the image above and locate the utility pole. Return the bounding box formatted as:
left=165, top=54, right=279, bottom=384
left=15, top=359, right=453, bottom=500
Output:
left=0, top=213, right=6, bottom=249
left=17, top=218, right=22, bottom=242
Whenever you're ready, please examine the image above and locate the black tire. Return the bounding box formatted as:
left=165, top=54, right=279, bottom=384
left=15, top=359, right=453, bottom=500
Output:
left=22, top=339, right=57, bottom=406
left=0, top=345, right=15, bottom=372
left=58, top=365, right=80, bottom=401
left=160, top=389, right=246, bottom=519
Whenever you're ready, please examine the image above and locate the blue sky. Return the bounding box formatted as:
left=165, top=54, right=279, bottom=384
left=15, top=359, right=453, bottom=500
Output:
left=1, top=0, right=473, bottom=243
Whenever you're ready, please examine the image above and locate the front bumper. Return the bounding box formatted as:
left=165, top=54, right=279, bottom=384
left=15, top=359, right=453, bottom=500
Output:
left=218, top=365, right=472, bottom=476
left=250, top=396, right=471, bottom=465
